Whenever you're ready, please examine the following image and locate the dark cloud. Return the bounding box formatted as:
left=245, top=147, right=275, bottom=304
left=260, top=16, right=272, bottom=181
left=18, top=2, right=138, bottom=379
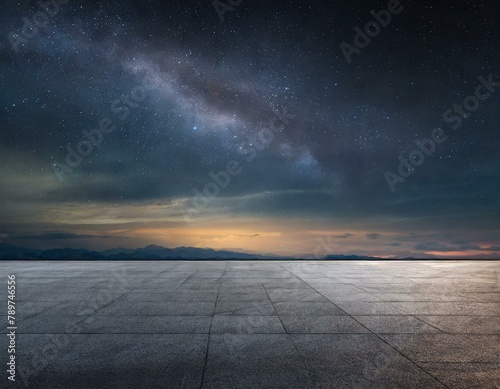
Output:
left=332, top=233, right=353, bottom=239
left=414, top=242, right=458, bottom=252
left=414, top=241, right=500, bottom=253
left=10, top=232, right=118, bottom=240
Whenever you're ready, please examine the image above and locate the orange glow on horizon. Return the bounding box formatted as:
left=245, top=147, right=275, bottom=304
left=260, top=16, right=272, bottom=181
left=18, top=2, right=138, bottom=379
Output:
left=426, top=250, right=496, bottom=257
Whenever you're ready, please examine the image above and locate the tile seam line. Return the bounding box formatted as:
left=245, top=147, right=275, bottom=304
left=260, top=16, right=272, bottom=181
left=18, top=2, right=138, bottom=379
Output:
left=72, top=264, right=177, bottom=327
left=199, top=264, right=224, bottom=389
left=12, top=265, right=160, bottom=382
left=262, top=281, right=316, bottom=379
left=410, top=315, right=447, bottom=333
left=282, top=265, right=453, bottom=389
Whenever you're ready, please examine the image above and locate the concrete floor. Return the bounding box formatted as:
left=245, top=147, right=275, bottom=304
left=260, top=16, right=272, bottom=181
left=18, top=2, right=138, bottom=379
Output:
left=0, top=260, right=498, bottom=388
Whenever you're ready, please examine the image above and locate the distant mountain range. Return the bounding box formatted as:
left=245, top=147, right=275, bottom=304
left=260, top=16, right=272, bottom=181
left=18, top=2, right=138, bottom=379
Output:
left=0, top=243, right=393, bottom=260
left=0, top=244, right=291, bottom=260
left=8, top=243, right=455, bottom=260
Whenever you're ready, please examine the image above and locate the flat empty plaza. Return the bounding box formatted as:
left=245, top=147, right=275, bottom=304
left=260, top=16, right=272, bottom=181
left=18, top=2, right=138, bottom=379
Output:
left=1, top=260, right=498, bottom=388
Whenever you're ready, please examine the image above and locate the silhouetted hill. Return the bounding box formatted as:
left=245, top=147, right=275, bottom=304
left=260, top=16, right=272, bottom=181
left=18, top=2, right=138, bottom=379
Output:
left=322, top=254, right=380, bottom=260
left=0, top=244, right=284, bottom=260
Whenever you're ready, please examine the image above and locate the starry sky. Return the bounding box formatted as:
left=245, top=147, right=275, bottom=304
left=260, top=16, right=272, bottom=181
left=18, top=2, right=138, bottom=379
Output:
left=0, top=0, right=499, bottom=258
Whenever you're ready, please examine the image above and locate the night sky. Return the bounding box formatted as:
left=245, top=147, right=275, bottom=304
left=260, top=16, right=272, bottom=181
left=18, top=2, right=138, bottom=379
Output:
left=0, top=0, right=499, bottom=258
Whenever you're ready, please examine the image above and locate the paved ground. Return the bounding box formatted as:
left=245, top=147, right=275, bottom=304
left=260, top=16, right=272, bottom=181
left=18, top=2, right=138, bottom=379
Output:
left=0, top=260, right=498, bottom=388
